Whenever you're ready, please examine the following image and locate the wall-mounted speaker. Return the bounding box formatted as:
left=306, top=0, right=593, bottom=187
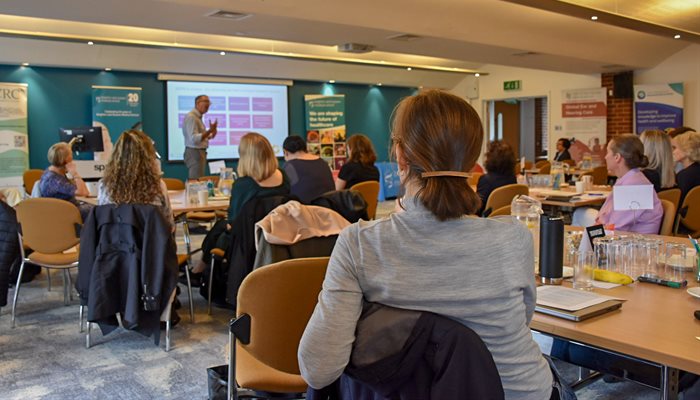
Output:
left=613, top=71, right=633, bottom=99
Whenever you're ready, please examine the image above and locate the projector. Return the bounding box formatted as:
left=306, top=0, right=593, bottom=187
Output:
left=337, top=43, right=375, bottom=54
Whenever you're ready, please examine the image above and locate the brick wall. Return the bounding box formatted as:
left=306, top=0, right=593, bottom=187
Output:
left=602, top=72, right=633, bottom=140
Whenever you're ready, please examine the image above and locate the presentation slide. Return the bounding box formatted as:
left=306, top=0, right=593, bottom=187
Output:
left=166, top=80, right=289, bottom=161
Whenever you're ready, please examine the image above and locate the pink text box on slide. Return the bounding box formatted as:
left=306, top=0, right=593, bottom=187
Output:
left=252, top=97, right=273, bottom=112
left=209, top=131, right=228, bottom=146
left=253, top=114, right=273, bottom=129
left=229, top=97, right=250, bottom=111
left=206, top=113, right=227, bottom=128
left=229, top=115, right=251, bottom=129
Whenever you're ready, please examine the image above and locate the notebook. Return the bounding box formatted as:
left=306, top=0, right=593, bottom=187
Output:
left=535, top=300, right=623, bottom=321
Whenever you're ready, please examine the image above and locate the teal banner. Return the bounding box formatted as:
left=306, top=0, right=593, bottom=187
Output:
left=304, top=94, right=346, bottom=171
left=92, top=85, right=142, bottom=159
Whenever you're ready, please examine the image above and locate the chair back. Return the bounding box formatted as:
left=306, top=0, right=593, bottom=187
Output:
left=657, top=188, right=681, bottom=212
left=15, top=198, right=81, bottom=254
left=534, top=160, right=548, bottom=169
left=488, top=205, right=511, bottom=218
left=198, top=175, right=220, bottom=186
left=523, top=161, right=534, bottom=170
left=468, top=172, right=482, bottom=187
left=678, top=186, right=700, bottom=234
left=659, top=199, right=676, bottom=236
left=538, top=162, right=551, bottom=175
left=350, top=181, right=380, bottom=220
left=562, top=159, right=576, bottom=167
left=162, top=177, right=185, bottom=190
left=591, top=166, right=608, bottom=185
left=237, top=257, right=329, bottom=374
left=23, top=169, right=43, bottom=195
left=483, top=184, right=528, bottom=217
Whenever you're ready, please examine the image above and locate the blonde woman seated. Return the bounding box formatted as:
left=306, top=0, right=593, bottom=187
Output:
left=195, top=132, right=290, bottom=274
left=299, top=90, right=555, bottom=399
left=640, top=130, right=675, bottom=192
left=97, top=130, right=174, bottom=230
left=39, top=141, right=92, bottom=220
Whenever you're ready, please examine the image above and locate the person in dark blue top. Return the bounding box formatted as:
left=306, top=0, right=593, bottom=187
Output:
left=195, top=132, right=290, bottom=274
left=336, top=134, right=379, bottom=190
left=553, top=138, right=573, bottom=162
left=477, top=140, right=517, bottom=216
left=39, top=141, right=93, bottom=220
left=283, top=135, right=334, bottom=203
left=672, top=131, right=700, bottom=207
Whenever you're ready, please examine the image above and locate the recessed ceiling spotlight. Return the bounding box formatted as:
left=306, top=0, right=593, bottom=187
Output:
left=377, top=83, right=383, bottom=86
left=87, top=41, right=94, bottom=45
left=591, top=16, right=598, bottom=21
left=674, top=34, right=681, bottom=39
left=329, top=80, right=336, bottom=83
left=219, top=51, right=226, bottom=56
left=475, top=73, right=480, bottom=77
left=406, top=67, right=412, bottom=71
left=21, top=62, right=29, bottom=66
left=104, top=67, right=112, bottom=71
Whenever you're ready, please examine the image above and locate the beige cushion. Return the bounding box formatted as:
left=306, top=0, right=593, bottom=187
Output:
left=28, top=250, right=79, bottom=267
left=235, top=343, right=307, bottom=393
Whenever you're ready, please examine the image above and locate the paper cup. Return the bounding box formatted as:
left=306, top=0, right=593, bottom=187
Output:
left=575, top=181, right=585, bottom=194
left=198, top=190, right=208, bottom=206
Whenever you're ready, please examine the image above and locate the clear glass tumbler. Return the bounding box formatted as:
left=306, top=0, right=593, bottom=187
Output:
left=573, top=251, right=595, bottom=290
left=664, top=243, right=688, bottom=282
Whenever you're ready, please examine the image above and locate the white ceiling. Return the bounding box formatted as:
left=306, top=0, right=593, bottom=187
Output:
left=0, top=0, right=694, bottom=76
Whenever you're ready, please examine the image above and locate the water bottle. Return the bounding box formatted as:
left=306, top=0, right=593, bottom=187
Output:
left=539, top=214, right=564, bottom=285
left=207, top=180, right=214, bottom=197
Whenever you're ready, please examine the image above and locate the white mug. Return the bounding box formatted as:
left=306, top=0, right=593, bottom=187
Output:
left=575, top=181, right=585, bottom=194
left=197, top=190, right=208, bottom=206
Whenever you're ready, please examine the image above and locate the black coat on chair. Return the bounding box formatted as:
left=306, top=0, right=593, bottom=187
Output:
left=0, top=200, right=20, bottom=307
left=77, top=204, right=178, bottom=344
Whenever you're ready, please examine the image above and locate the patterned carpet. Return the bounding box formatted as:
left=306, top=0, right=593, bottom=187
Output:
left=0, top=219, right=665, bottom=399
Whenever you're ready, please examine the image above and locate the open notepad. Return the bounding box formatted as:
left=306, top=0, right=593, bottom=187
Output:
left=535, top=286, right=624, bottom=321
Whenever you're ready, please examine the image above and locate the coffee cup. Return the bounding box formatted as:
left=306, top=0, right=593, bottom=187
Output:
left=575, top=181, right=585, bottom=194
left=198, top=190, right=208, bottom=206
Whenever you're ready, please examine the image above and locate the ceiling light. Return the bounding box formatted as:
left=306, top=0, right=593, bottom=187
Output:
left=21, top=62, right=29, bottom=66
left=377, top=83, right=383, bottom=86
left=207, top=10, right=252, bottom=21
left=591, top=16, right=598, bottom=21
left=674, top=34, right=681, bottom=39
left=406, top=67, right=412, bottom=71
left=87, top=41, right=94, bottom=45
left=104, top=67, right=112, bottom=71
left=329, top=80, right=335, bottom=83
left=475, top=73, right=480, bottom=77
left=219, top=51, right=226, bottom=56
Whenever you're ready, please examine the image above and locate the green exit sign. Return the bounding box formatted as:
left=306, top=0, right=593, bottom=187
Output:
left=503, top=80, right=522, bottom=91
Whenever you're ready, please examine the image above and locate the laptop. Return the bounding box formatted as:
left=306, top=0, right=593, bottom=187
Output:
left=535, top=299, right=623, bottom=322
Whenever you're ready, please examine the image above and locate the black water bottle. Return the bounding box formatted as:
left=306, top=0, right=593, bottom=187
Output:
left=539, top=214, right=564, bottom=285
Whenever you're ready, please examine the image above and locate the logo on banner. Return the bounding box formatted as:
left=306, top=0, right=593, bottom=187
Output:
left=637, top=91, right=646, bottom=100
left=127, top=92, right=139, bottom=105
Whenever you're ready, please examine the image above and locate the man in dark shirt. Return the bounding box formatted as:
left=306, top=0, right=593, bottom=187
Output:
left=554, top=138, right=573, bottom=162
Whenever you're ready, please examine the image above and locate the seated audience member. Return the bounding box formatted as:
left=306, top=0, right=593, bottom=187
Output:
left=477, top=140, right=517, bottom=215
left=640, top=129, right=676, bottom=191
left=97, top=130, right=174, bottom=230
left=553, top=138, right=573, bottom=162
left=672, top=130, right=700, bottom=206
left=335, top=134, right=379, bottom=190
left=299, top=90, right=555, bottom=399
left=195, top=132, right=290, bottom=274
left=282, top=135, right=334, bottom=203
left=670, top=126, right=696, bottom=172
left=573, top=134, right=663, bottom=233
left=39, top=141, right=93, bottom=220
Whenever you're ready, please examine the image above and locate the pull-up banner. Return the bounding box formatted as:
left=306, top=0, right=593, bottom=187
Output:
left=560, top=88, right=607, bottom=163
left=0, top=82, right=28, bottom=187
left=304, top=94, right=346, bottom=171
left=634, top=83, right=684, bottom=134
left=92, top=85, right=142, bottom=161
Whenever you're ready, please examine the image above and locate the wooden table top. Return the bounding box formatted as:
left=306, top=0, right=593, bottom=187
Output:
left=529, top=186, right=610, bottom=208
left=78, top=190, right=231, bottom=213
left=532, top=232, right=700, bottom=374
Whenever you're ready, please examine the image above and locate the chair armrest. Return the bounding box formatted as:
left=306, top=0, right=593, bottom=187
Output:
left=211, top=248, right=226, bottom=258
left=230, top=314, right=251, bottom=345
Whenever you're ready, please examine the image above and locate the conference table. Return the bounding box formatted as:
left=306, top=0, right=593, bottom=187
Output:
left=529, top=186, right=610, bottom=209
left=533, top=231, right=700, bottom=400
left=79, top=190, right=231, bottom=214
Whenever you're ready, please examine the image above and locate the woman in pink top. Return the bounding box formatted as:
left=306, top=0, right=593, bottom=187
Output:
left=596, top=134, right=663, bottom=234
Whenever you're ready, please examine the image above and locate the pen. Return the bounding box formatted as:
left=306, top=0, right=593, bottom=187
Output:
left=587, top=193, right=605, bottom=196
left=638, top=275, right=687, bottom=288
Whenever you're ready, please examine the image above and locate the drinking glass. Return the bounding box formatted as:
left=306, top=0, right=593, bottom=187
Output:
left=639, top=238, right=662, bottom=278
left=219, top=168, right=236, bottom=196
left=573, top=251, right=595, bottom=290
left=611, top=238, right=631, bottom=276
left=664, top=243, right=688, bottom=282
left=593, top=237, right=615, bottom=271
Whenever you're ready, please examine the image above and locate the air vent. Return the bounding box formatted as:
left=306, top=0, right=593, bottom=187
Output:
left=207, top=10, right=252, bottom=21
left=337, top=43, right=375, bottom=54
left=511, top=51, right=540, bottom=57
left=601, top=64, right=625, bottom=70
left=386, top=33, right=422, bottom=42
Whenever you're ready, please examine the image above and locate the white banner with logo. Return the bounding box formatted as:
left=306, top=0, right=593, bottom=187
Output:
left=560, top=88, right=607, bottom=163
left=0, top=82, right=28, bottom=187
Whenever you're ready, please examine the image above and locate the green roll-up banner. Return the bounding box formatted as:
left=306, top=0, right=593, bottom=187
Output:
left=0, top=82, right=28, bottom=187
left=92, top=85, right=142, bottom=160
left=304, top=94, right=346, bottom=172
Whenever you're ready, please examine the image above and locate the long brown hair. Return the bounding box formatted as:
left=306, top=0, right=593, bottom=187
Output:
left=391, top=90, right=483, bottom=220
left=102, top=130, right=162, bottom=204
left=347, top=134, right=377, bottom=166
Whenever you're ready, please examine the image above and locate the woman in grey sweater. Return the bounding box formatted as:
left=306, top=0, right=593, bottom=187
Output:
left=298, top=90, right=553, bottom=399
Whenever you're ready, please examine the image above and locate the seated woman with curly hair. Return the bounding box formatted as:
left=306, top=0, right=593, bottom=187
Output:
left=97, top=129, right=174, bottom=230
